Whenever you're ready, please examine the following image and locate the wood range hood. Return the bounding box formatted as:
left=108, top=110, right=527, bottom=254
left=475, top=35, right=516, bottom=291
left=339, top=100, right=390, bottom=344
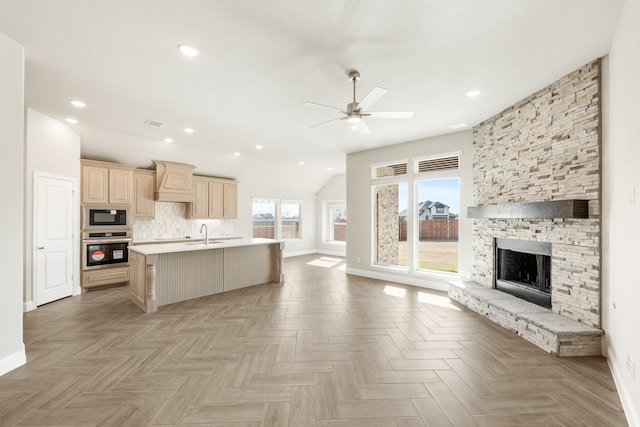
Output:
left=153, top=160, right=196, bottom=202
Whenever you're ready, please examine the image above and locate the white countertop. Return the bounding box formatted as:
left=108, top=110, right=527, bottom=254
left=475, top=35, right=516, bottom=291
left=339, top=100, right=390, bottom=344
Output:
left=130, top=238, right=283, bottom=255
left=133, top=235, right=243, bottom=245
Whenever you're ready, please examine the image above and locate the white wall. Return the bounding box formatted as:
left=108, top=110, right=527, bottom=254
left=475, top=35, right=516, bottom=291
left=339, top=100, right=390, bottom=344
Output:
left=345, top=131, right=473, bottom=290
left=0, top=31, right=25, bottom=376
left=602, top=0, right=640, bottom=424
left=315, top=174, right=346, bottom=256
left=24, top=109, right=81, bottom=308
left=78, top=126, right=318, bottom=256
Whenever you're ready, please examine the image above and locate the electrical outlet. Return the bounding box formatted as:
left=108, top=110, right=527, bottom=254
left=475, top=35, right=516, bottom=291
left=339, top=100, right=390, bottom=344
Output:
left=626, top=353, right=631, bottom=370
left=356, top=257, right=361, bottom=264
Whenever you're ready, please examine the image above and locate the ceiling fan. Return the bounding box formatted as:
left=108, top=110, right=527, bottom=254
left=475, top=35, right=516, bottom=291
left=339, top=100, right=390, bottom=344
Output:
left=305, top=70, right=414, bottom=135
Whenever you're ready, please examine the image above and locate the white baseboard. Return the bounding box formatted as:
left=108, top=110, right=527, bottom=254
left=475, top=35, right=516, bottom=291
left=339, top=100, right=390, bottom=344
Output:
left=345, top=267, right=450, bottom=292
left=283, top=249, right=317, bottom=258
left=315, top=249, right=346, bottom=257
left=23, top=300, right=36, bottom=312
left=0, top=344, right=26, bottom=377
left=608, top=350, right=639, bottom=427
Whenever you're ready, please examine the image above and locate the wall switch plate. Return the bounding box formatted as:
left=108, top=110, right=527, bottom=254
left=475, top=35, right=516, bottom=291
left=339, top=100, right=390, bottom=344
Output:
left=356, top=257, right=361, bottom=264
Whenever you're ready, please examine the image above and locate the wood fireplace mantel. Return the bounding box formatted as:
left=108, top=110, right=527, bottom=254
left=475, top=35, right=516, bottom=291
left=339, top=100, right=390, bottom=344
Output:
left=467, top=199, right=589, bottom=219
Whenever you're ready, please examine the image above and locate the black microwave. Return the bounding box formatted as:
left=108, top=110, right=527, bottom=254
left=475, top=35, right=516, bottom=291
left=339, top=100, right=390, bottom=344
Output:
left=83, top=207, right=130, bottom=229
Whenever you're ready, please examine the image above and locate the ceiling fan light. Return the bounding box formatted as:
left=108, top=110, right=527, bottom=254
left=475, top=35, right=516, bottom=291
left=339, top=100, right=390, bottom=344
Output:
left=347, top=115, right=361, bottom=124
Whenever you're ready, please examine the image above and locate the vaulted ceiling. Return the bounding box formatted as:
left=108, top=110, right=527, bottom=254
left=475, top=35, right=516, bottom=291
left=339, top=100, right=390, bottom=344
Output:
left=0, top=0, right=624, bottom=188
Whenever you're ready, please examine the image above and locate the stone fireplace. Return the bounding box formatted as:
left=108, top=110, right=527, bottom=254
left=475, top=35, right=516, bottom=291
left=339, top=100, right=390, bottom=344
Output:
left=495, top=238, right=552, bottom=309
left=465, top=59, right=602, bottom=333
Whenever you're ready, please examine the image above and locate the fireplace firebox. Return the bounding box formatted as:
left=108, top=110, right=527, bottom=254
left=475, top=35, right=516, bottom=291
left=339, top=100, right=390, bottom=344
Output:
left=495, top=238, right=551, bottom=309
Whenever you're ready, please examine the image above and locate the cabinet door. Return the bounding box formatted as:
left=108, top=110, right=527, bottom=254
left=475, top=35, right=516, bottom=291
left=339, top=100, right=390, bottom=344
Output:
left=82, top=165, right=109, bottom=204
left=223, top=183, right=238, bottom=219
left=129, top=252, right=146, bottom=308
left=187, top=177, right=209, bottom=219
left=109, top=169, right=133, bottom=204
left=133, top=170, right=155, bottom=219
left=208, top=181, right=224, bottom=219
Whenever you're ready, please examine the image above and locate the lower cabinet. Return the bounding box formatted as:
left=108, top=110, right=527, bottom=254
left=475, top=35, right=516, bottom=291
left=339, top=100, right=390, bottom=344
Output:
left=81, top=266, right=130, bottom=288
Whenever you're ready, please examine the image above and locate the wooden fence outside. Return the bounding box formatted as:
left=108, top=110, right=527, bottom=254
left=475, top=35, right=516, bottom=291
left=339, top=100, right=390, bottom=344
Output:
left=399, top=219, right=458, bottom=241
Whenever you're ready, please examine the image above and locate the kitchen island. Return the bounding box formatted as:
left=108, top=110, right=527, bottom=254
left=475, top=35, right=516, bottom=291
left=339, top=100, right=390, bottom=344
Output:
left=129, top=238, right=284, bottom=313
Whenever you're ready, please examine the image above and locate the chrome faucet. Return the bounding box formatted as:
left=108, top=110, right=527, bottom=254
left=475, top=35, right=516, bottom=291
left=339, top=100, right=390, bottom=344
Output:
left=200, top=223, right=208, bottom=245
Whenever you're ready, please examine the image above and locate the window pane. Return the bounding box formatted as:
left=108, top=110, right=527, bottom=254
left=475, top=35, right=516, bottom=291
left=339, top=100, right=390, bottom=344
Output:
left=416, top=178, right=459, bottom=273
left=375, top=182, right=407, bottom=268
left=282, top=203, right=301, bottom=239
left=253, top=201, right=276, bottom=238
left=330, top=207, right=347, bottom=242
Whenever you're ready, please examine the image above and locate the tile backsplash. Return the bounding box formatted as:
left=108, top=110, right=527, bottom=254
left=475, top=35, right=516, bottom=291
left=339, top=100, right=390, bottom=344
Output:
left=133, top=202, right=236, bottom=241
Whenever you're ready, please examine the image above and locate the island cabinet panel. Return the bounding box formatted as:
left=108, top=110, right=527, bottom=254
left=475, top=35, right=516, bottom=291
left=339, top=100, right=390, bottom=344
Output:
left=129, top=239, right=283, bottom=313
left=156, top=250, right=224, bottom=306
left=129, top=251, right=147, bottom=309
left=223, top=245, right=279, bottom=292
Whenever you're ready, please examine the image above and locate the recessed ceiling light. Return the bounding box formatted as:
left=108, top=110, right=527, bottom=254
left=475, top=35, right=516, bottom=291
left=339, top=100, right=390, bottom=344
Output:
left=65, top=118, right=78, bottom=124
left=255, top=145, right=263, bottom=150
left=448, top=122, right=469, bottom=130
left=184, top=127, right=194, bottom=134
left=70, top=100, right=86, bottom=108
left=466, top=90, right=481, bottom=98
left=233, top=152, right=241, bottom=156
left=298, top=161, right=305, bottom=165
left=177, top=44, right=199, bottom=57
left=327, top=167, right=332, bottom=171
left=164, top=138, right=174, bottom=143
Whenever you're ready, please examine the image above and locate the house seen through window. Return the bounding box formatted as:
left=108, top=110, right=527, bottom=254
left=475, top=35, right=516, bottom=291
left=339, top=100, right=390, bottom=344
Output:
left=373, top=155, right=459, bottom=273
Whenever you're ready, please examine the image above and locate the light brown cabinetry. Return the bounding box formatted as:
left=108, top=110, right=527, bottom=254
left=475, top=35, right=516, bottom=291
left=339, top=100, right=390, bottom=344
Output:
left=133, top=169, right=155, bottom=219
left=81, top=160, right=134, bottom=205
left=81, top=266, right=130, bottom=288
left=187, top=176, right=238, bottom=219
left=129, top=251, right=147, bottom=309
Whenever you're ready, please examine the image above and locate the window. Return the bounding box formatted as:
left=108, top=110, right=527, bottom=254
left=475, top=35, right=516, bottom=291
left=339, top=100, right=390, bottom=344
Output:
left=372, top=155, right=459, bottom=274
left=324, top=202, right=347, bottom=243
left=252, top=198, right=302, bottom=240
left=252, top=199, right=276, bottom=239
left=281, top=202, right=301, bottom=239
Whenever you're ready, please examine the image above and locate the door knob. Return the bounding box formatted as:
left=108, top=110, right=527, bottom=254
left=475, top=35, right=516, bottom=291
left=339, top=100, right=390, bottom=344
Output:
left=38, top=246, right=45, bottom=250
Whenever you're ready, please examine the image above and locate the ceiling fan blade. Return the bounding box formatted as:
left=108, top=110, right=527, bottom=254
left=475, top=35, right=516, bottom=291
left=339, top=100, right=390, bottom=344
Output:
left=357, top=120, right=370, bottom=135
left=367, top=111, right=414, bottom=118
left=358, top=86, right=388, bottom=111
left=309, top=117, right=343, bottom=129
left=303, top=102, right=345, bottom=113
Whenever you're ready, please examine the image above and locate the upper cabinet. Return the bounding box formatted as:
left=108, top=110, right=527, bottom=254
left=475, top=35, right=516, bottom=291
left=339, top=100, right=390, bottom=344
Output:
left=187, top=176, right=238, bottom=219
left=81, top=160, right=135, bottom=205
left=132, top=169, right=155, bottom=219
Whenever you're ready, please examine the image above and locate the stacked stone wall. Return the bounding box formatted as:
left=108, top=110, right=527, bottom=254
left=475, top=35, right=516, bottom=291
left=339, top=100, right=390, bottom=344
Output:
left=471, top=60, right=601, bottom=328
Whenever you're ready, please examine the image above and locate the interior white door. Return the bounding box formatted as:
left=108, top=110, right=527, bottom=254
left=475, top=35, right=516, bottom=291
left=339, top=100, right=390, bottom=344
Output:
left=35, top=174, right=74, bottom=305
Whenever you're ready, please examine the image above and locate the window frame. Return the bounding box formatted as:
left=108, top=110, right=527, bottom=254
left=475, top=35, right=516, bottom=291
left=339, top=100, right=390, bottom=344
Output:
left=323, top=201, right=347, bottom=244
left=252, top=197, right=303, bottom=241
left=370, top=153, right=460, bottom=276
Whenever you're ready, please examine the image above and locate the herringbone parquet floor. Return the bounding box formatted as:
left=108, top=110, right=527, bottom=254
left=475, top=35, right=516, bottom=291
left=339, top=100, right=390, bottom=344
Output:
left=0, top=255, right=628, bottom=426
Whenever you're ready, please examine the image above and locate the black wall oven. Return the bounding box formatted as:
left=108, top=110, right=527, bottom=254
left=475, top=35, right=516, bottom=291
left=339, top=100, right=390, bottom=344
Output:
left=83, top=206, right=130, bottom=230
left=81, top=231, right=131, bottom=270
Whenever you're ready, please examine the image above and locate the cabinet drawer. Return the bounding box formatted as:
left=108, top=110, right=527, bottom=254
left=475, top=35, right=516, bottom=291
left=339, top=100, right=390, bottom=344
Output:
left=82, top=266, right=130, bottom=288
